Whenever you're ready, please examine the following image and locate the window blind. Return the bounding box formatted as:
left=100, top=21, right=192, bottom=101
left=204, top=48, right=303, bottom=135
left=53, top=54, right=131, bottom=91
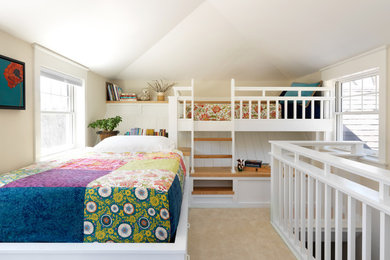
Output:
left=41, top=68, right=83, bottom=87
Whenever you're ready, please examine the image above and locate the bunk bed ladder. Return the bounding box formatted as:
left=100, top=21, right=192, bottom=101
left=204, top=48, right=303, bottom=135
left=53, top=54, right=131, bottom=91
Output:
left=191, top=78, right=236, bottom=174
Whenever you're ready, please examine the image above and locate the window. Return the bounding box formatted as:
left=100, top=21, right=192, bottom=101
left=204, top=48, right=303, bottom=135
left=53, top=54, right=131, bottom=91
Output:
left=336, top=70, right=379, bottom=156
left=40, top=69, right=83, bottom=156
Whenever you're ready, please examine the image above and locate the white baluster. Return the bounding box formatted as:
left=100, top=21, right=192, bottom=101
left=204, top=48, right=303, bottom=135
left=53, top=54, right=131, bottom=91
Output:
left=289, top=166, right=293, bottom=237
left=300, top=172, right=306, bottom=253
left=380, top=212, right=390, bottom=260
left=307, top=176, right=314, bottom=258
left=279, top=161, right=284, bottom=225
left=311, top=100, right=315, bottom=119
left=362, top=203, right=371, bottom=260
left=294, top=100, right=297, bottom=119
left=294, top=169, right=301, bottom=245
left=183, top=100, right=186, bottom=119
left=324, top=184, right=331, bottom=260
left=348, top=196, right=356, bottom=260
left=316, top=180, right=323, bottom=260
left=240, top=100, right=243, bottom=119
left=267, top=100, right=270, bottom=119
left=284, top=163, right=288, bottom=230
left=284, top=100, right=287, bottom=119
left=335, top=190, right=343, bottom=260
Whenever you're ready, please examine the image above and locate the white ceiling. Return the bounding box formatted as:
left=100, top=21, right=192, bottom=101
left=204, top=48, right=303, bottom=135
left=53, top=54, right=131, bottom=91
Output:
left=0, top=0, right=389, bottom=81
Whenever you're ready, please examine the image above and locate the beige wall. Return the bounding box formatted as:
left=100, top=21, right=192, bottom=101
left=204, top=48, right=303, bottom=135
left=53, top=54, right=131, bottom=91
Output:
left=115, top=76, right=323, bottom=100
left=86, top=72, right=108, bottom=146
left=114, top=79, right=291, bottom=100
left=293, top=71, right=322, bottom=83
left=0, top=31, right=108, bottom=174
left=0, top=30, right=34, bottom=174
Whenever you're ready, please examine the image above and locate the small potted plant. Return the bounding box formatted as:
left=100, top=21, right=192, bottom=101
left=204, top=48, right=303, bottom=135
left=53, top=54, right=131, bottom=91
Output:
left=147, top=79, right=176, bottom=101
left=88, top=116, right=122, bottom=141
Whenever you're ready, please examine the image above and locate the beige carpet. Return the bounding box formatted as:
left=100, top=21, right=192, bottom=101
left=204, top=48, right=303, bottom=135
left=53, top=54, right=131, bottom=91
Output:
left=188, top=208, right=296, bottom=260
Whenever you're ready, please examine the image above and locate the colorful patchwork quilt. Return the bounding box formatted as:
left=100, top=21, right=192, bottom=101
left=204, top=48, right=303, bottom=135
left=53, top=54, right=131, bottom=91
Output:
left=185, top=103, right=281, bottom=121
left=0, top=151, right=186, bottom=243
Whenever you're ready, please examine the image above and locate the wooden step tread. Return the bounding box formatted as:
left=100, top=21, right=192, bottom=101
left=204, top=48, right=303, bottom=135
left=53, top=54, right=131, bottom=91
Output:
left=177, top=147, right=191, bottom=156
left=191, top=167, right=271, bottom=177
left=194, top=154, right=232, bottom=159
left=194, top=138, right=232, bottom=141
left=192, top=187, right=234, bottom=195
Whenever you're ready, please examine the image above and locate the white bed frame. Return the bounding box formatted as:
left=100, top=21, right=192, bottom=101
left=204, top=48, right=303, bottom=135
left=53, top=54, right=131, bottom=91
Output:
left=0, top=179, right=190, bottom=260
left=169, top=79, right=335, bottom=134
left=169, top=79, right=335, bottom=172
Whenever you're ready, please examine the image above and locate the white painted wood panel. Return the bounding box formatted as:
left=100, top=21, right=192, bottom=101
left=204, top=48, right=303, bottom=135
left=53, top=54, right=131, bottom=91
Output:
left=237, top=179, right=270, bottom=204
left=105, top=103, right=169, bottom=137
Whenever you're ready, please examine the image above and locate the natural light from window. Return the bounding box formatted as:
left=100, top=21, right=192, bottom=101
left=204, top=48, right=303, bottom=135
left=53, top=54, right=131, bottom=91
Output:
left=40, top=73, right=76, bottom=156
left=337, top=73, right=379, bottom=156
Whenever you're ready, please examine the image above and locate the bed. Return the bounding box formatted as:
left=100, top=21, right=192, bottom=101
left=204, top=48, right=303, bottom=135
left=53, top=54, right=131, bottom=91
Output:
left=170, top=79, right=334, bottom=135
left=0, top=136, right=187, bottom=246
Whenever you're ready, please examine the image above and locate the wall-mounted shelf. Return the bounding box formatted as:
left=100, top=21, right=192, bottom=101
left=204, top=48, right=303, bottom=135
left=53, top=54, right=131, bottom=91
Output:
left=106, top=101, right=168, bottom=104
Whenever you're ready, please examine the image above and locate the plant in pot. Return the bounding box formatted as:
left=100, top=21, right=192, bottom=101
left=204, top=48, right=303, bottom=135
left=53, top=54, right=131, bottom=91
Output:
left=88, top=116, right=122, bottom=141
left=147, top=79, right=176, bottom=101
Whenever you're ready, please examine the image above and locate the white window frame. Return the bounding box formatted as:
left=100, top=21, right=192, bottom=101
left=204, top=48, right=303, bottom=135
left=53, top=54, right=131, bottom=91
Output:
left=34, top=44, right=87, bottom=162
left=335, top=69, right=380, bottom=157
left=321, top=46, right=387, bottom=166
left=39, top=74, right=77, bottom=156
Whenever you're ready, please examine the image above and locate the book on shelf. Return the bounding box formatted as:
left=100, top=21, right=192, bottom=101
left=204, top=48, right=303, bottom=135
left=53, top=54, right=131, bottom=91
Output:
left=124, top=128, right=168, bottom=137
left=106, top=82, right=123, bottom=101
left=244, top=160, right=262, bottom=168
left=120, top=93, right=137, bottom=101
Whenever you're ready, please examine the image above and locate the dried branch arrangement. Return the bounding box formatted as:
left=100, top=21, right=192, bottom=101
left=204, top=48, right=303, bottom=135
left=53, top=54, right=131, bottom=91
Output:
left=147, top=79, right=176, bottom=93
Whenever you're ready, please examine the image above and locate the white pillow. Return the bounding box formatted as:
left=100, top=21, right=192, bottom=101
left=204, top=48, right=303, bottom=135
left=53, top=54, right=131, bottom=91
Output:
left=93, top=136, right=176, bottom=153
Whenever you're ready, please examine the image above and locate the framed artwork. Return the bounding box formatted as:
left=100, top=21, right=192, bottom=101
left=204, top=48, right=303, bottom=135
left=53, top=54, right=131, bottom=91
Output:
left=0, top=54, right=25, bottom=110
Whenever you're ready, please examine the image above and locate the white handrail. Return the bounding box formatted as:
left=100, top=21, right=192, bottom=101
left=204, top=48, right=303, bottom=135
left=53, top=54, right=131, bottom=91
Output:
left=235, top=86, right=333, bottom=92
left=271, top=141, right=390, bottom=185
left=233, top=96, right=332, bottom=101
left=270, top=141, right=390, bottom=260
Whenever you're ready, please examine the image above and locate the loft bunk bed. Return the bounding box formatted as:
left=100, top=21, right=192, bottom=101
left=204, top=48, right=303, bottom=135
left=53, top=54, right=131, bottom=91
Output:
left=168, top=79, right=335, bottom=173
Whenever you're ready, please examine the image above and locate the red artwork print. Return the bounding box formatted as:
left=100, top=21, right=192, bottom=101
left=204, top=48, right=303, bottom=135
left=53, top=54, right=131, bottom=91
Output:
left=4, top=62, right=23, bottom=89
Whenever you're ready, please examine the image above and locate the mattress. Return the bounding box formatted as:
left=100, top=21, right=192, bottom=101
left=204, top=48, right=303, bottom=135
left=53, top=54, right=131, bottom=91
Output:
left=0, top=150, right=185, bottom=243
left=185, top=103, right=281, bottom=120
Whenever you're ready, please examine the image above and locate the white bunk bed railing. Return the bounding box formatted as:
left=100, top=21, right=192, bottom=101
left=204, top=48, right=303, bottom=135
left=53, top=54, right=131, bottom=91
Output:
left=232, top=84, right=335, bottom=120
left=270, top=141, right=390, bottom=260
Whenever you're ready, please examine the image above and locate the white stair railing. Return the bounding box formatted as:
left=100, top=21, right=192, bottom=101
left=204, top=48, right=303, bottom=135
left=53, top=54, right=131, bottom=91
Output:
left=270, top=141, right=390, bottom=260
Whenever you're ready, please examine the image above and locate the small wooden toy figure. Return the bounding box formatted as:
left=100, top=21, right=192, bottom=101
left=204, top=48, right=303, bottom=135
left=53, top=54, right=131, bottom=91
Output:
left=237, top=159, right=244, bottom=172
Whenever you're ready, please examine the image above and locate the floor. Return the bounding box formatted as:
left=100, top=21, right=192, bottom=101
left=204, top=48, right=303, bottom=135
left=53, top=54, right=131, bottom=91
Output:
left=188, top=208, right=296, bottom=260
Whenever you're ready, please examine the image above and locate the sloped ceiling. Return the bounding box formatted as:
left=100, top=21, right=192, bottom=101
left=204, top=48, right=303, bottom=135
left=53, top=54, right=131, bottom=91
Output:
left=0, top=0, right=389, bottom=81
